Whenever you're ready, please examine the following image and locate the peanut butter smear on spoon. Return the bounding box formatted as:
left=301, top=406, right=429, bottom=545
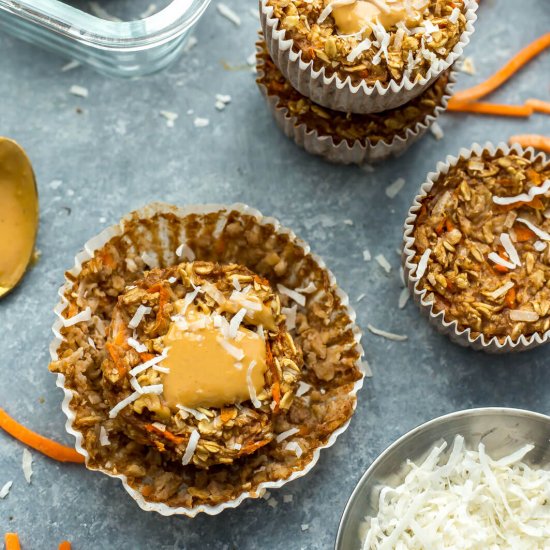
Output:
left=0, top=138, right=39, bottom=298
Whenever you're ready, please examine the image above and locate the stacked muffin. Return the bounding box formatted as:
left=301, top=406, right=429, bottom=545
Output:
left=257, top=0, right=477, bottom=164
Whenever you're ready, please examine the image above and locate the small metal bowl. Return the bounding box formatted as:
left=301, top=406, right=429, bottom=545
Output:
left=335, top=407, right=550, bottom=549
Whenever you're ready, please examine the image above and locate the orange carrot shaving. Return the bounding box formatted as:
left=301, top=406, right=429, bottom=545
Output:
left=445, top=218, right=455, bottom=232
left=452, top=33, right=550, bottom=103
left=58, top=542, right=72, bottom=550
left=147, top=283, right=169, bottom=332
left=220, top=407, right=235, bottom=423
left=238, top=438, right=271, bottom=457
left=139, top=352, right=156, bottom=362
left=493, top=264, right=509, bottom=274
left=435, top=218, right=446, bottom=235
left=145, top=424, right=184, bottom=445
left=4, top=533, right=21, bottom=550
left=509, top=134, right=550, bottom=154
left=498, top=196, right=545, bottom=211
left=447, top=100, right=533, bottom=117
left=514, top=225, right=536, bottom=242
left=0, top=408, right=84, bottom=463
left=100, top=250, right=116, bottom=270
left=526, top=99, right=550, bottom=115
left=106, top=342, right=127, bottom=377
left=505, top=287, right=516, bottom=309
left=526, top=168, right=543, bottom=185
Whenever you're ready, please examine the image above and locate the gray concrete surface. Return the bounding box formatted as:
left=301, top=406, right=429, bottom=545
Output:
left=0, top=0, right=549, bottom=548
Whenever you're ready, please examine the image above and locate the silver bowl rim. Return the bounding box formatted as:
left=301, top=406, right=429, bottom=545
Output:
left=335, top=406, right=550, bottom=549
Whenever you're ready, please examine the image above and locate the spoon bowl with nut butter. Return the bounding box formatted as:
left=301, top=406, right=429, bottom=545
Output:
left=0, top=138, right=39, bottom=299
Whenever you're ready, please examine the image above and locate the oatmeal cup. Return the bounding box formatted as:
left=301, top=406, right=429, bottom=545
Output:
left=403, top=143, right=550, bottom=352
left=49, top=203, right=365, bottom=515
left=256, top=39, right=455, bottom=165
left=260, top=0, right=476, bottom=114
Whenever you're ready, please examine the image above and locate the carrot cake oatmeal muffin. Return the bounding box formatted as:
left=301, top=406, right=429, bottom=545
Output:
left=405, top=148, right=550, bottom=346
left=257, top=40, right=453, bottom=163
left=261, top=0, right=475, bottom=113
left=49, top=204, right=364, bottom=513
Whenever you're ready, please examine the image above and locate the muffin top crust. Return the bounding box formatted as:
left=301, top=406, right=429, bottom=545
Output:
left=410, top=150, right=550, bottom=342
left=257, top=41, right=451, bottom=146
left=265, top=0, right=469, bottom=86
left=101, top=261, right=303, bottom=468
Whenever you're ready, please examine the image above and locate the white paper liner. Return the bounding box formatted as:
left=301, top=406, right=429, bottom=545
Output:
left=50, top=202, right=365, bottom=516
left=257, top=52, right=456, bottom=165
left=260, top=0, right=477, bottom=114
left=402, top=142, right=550, bottom=353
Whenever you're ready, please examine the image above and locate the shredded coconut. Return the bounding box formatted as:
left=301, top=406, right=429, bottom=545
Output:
left=516, top=218, right=550, bottom=241
left=488, top=252, right=517, bottom=270
left=493, top=180, right=550, bottom=206
left=109, top=391, right=141, bottom=418
left=61, top=60, right=80, bottom=72
left=246, top=361, right=262, bottom=408
left=356, top=293, right=366, bottom=303
left=99, top=426, right=110, bottom=446
left=398, top=287, right=410, bottom=309
left=177, top=404, right=207, bottom=421
left=509, top=309, right=540, bottom=322
left=0, top=481, right=13, bottom=499
left=385, top=177, right=406, bottom=199
left=69, top=85, right=88, bottom=98
left=87, top=337, right=97, bottom=350
left=175, top=242, right=195, bottom=260
left=194, top=117, right=210, bottom=128
left=285, top=442, right=303, bottom=457
left=282, top=305, right=297, bottom=331
left=486, top=281, right=515, bottom=300
left=159, top=110, right=178, bottom=128
left=22, top=449, right=33, bottom=483
left=362, top=436, right=550, bottom=549
left=534, top=240, right=547, bottom=252
left=127, top=337, right=147, bottom=353
left=363, top=249, right=372, bottom=262
left=277, top=284, right=306, bottom=307
left=460, top=56, right=476, bottom=75
left=129, top=349, right=168, bottom=376
left=375, top=254, right=391, bottom=274
left=347, top=38, right=373, bottom=62
left=500, top=232, right=521, bottom=266
left=318, top=0, right=354, bottom=24
left=430, top=122, right=444, bottom=140
left=63, top=306, right=92, bottom=327
left=296, top=381, right=312, bottom=397
left=181, top=430, right=200, bottom=465
left=448, top=6, right=460, bottom=23
left=217, top=3, right=240, bottom=26
left=367, top=324, right=408, bottom=341
left=128, top=305, right=151, bottom=329
left=283, top=494, right=293, bottom=503
left=228, top=308, right=247, bottom=339
left=276, top=428, right=300, bottom=443
left=218, top=337, right=245, bottom=361
left=294, top=282, right=317, bottom=294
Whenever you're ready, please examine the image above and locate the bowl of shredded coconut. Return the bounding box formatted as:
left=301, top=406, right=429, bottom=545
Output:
left=336, top=407, right=550, bottom=550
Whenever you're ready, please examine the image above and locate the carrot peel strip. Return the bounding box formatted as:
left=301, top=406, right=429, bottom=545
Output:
left=452, top=33, right=550, bottom=103
left=5, top=533, right=21, bottom=550
left=58, top=542, right=72, bottom=550
left=509, top=134, right=550, bottom=154
left=0, top=407, right=85, bottom=463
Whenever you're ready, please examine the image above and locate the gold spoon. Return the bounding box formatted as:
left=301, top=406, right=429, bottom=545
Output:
left=0, top=138, right=39, bottom=299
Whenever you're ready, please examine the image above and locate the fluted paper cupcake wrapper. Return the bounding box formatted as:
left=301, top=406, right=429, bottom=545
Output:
left=50, top=202, right=365, bottom=516
left=402, top=142, right=550, bottom=353
left=260, top=0, right=477, bottom=114
left=257, top=57, right=456, bottom=165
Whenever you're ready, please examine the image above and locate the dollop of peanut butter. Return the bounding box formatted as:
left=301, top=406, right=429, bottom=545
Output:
left=0, top=139, right=38, bottom=297
left=329, top=0, right=427, bottom=35
left=162, top=303, right=269, bottom=409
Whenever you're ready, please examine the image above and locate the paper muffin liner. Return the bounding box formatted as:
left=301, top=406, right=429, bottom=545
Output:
left=50, top=202, right=365, bottom=516
left=402, top=142, right=550, bottom=353
left=260, top=0, right=477, bottom=114
left=257, top=51, right=456, bottom=165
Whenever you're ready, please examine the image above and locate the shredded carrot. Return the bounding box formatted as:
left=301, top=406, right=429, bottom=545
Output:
left=509, top=134, right=550, bottom=154
left=452, top=33, right=550, bottom=103
left=106, top=342, right=127, bottom=377
left=493, top=264, right=509, bottom=274
left=505, top=287, right=516, bottom=309
left=526, top=99, right=550, bottom=115
left=144, top=424, right=184, bottom=445
left=139, top=352, right=156, bottom=362
left=220, top=407, right=235, bottom=423
left=498, top=196, right=545, bottom=212
left=447, top=100, right=533, bottom=117
left=238, top=438, right=270, bottom=457
left=435, top=218, right=446, bottom=235
left=0, top=408, right=84, bottom=463
left=445, top=218, right=455, bottom=232
left=514, top=225, right=536, bottom=242
left=147, top=283, right=169, bottom=332
left=4, top=533, right=21, bottom=550
left=526, top=168, right=543, bottom=185
left=58, top=542, right=72, bottom=550
left=492, top=247, right=510, bottom=273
